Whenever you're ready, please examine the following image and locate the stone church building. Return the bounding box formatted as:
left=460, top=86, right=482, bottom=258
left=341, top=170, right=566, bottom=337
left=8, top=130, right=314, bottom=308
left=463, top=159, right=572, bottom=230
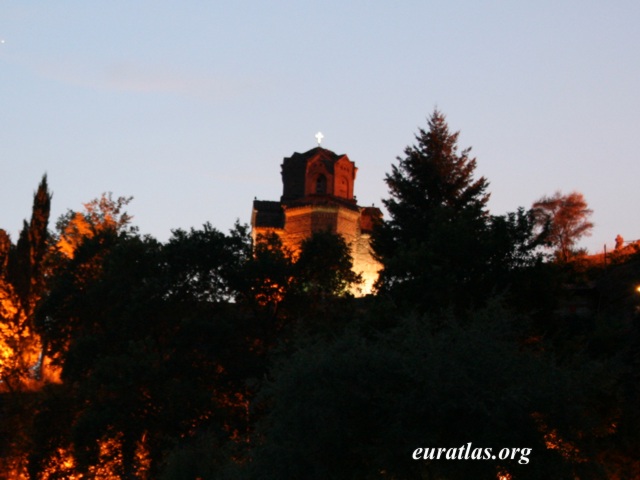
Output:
left=251, top=145, right=382, bottom=295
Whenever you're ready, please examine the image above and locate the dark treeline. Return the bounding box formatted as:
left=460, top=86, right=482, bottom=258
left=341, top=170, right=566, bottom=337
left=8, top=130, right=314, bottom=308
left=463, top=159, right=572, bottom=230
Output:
left=1, top=110, right=639, bottom=479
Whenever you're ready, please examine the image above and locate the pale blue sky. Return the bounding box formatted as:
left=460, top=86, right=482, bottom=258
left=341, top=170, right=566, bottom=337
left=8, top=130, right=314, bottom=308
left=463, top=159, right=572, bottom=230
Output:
left=1, top=1, right=639, bottom=253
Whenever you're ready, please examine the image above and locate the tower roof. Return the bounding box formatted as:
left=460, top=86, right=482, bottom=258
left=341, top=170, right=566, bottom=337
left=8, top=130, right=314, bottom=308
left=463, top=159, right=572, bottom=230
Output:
left=282, top=146, right=350, bottom=174
left=280, top=147, right=357, bottom=203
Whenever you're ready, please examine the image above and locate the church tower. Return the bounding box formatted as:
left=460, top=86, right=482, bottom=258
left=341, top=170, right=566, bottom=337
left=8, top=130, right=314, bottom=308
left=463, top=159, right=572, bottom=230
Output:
left=251, top=144, right=381, bottom=295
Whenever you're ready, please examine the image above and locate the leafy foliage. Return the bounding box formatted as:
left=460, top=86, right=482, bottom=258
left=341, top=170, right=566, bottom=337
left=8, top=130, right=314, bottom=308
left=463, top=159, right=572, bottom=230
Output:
left=0, top=117, right=637, bottom=479
left=55, top=192, right=135, bottom=259
left=294, top=231, right=361, bottom=296
left=246, top=305, right=615, bottom=479
left=532, top=191, right=594, bottom=262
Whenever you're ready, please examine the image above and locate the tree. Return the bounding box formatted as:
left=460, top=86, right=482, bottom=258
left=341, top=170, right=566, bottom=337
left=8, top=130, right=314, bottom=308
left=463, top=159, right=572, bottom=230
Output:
left=234, top=231, right=294, bottom=322
left=293, top=231, right=362, bottom=301
left=532, top=191, right=593, bottom=262
left=245, top=305, right=615, bottom=479
left=0, top=176, right=53, bottom=477
left=372, top=110, right=550, bottom=314
left=372, top=110, right=492, bottom=312
left=377, top=109, right=489, bottom=247
left=6, top=174, right=52, bottom=318
left=0, top=175, right=52, bottom=391
left=55, top=193, right=134, bottom=259
left=33, top=225, right=261, bottom=478
left=164, top=222, right=250, bottom=303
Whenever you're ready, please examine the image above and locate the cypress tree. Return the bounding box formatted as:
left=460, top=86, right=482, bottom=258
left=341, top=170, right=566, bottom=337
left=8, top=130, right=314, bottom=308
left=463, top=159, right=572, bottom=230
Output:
left=8, top=174, right=52, bottom=316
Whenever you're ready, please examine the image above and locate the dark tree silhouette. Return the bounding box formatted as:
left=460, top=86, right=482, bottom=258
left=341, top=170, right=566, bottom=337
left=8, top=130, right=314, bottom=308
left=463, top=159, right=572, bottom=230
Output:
left=246, top=305, right=614, bottom=480
left=7, top=174, right=51, bottom=317
left=373, top=110, right=492, bottom=312
left=378, top=109, right=489, bottom=243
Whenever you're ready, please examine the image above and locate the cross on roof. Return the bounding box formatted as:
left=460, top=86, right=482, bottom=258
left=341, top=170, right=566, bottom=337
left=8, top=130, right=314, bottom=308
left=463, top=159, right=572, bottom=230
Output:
left=315, top=131, right=324, bottom=146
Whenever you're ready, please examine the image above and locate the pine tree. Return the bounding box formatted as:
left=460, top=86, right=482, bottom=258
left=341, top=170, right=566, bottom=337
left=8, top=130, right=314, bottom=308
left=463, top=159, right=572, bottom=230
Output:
left=372, top=110, right=492, bottom=312
left=377, top=109, right=489, bottom=248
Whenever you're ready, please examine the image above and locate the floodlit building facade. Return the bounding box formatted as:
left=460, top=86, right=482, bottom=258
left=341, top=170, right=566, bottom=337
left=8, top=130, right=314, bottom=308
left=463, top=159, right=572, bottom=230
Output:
left=251, top=146, right=382, bottom=295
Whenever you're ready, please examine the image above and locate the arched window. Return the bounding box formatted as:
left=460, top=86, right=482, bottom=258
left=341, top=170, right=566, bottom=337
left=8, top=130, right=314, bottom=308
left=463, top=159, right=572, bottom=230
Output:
left=316, top=174, right=327, bottom=194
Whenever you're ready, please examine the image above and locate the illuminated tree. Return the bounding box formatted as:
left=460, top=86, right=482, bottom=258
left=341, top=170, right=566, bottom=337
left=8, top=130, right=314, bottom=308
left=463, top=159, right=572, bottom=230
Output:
left=0, top=230, right=10, bottom=274
left=0, top=175, right=52, bottom=391
left=532, top=191, right=593, bottom=262
left=34, top=224, right=261, bottom=478
left=55, top=192, right=134, bottom=259
left=0, top=176, right=53, bottom=478
left=234, top=231, right=294, bottom=318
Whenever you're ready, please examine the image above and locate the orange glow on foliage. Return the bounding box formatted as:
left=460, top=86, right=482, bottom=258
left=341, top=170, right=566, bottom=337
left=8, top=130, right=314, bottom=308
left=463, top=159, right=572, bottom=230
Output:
left=1, top=279, right=61, bottom=391
left=218, top=390, right=251, bottom=444
left=90, top=436, right=124, bottom=479
left=1, top=454, right=29, bottom=479
left=542, top=429, right=584, bottom=461
left=0, top=281, right=44, bottom=391
left=36, top=434, right=150, bottom=480
left=57, top=212, right=94, bottom=258
left=134, top=434, right=151, bottom=480
left=40, top=448, right=82, bottom=480
left=533, top=412, right=585, bottom=463
left=57, top=193, right=133, bottom=259
left=254, top=277, right=287, bottom=307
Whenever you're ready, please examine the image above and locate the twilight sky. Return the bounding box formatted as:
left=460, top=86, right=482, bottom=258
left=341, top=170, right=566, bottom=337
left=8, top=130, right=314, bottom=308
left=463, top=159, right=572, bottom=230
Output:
left=1, top=1, right=639, bottom=253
